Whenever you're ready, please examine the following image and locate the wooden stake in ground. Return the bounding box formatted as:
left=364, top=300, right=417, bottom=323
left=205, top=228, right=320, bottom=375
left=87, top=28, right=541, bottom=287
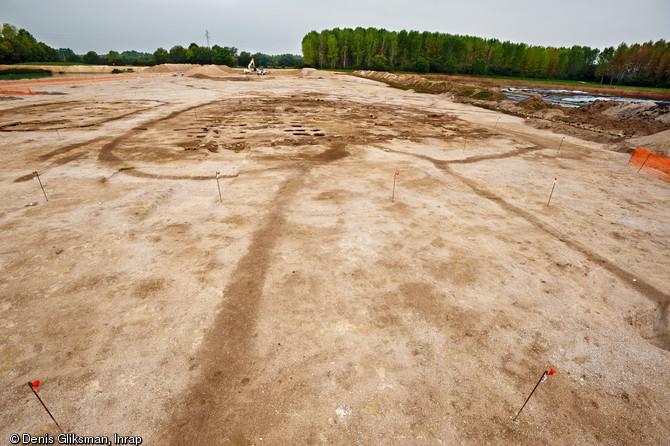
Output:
left=556, top=137, right=565, bottom=155
left=637, top=152, right=652, bottom=174
left=215, top=171, right=222, bottom=203
left=32, top=171, right=48, bottom=202
left=463, top=133, right=469, bottom=154
left=392, top=171, right=399, bottom=202
left=494, top=117, right=500, bottom=130
left=513, top=369, right=556, bottom=421
left=547, top=177, right=557, bottom=206
left=28, top=381, right=64, bottom=433
left=56, top=129, right=61, bottom=140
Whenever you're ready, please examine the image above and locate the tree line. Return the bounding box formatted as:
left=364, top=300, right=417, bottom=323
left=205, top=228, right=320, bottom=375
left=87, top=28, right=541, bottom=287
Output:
left=0, top=23, right=303, bottom=68
left=152, top=44, right=302, bottom=68
left=0, top=24, right=59, bottom=63
left=302, top=28, right=670, bottom=87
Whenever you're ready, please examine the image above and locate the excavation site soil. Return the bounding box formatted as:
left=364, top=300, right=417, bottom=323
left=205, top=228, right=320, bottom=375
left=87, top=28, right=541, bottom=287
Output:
left=1, top=71, right=669, bottom=445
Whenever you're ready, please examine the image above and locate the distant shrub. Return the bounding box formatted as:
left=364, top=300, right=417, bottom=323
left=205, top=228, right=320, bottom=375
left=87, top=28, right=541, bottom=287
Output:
left=471, top=90, right=493, bottom=100
left=0, top=68, right=51, bottom=75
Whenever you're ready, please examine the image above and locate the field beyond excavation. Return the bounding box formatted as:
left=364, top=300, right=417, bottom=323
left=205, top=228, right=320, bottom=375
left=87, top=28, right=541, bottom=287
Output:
left=1, top=72, right=669, bottom=445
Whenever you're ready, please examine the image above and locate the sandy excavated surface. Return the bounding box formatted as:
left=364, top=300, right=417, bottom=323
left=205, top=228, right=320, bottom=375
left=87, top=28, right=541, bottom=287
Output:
left=1, top=73, right=669, bottom=445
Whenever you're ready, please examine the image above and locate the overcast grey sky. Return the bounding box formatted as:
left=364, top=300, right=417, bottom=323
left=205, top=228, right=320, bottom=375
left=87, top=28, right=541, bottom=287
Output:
left=1, top=0, right=669, bottom=55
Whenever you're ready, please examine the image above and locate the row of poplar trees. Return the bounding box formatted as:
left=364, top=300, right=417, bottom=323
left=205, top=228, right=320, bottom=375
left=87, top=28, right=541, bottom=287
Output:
left=302, top=28, right=670, bottom=88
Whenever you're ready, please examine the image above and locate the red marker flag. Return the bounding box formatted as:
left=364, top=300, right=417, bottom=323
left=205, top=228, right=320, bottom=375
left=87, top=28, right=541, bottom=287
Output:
left=27, top=380, right=63, bottom=432
left=541, top=369, right=556, bottom=382
left=514, top=369, right=556, bottom=420
left=392, top=171, right=399, bottom=202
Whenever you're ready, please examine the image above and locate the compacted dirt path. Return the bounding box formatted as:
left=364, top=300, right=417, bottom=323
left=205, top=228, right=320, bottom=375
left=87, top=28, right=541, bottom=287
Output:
left=1, top=73, right=668, bottom=445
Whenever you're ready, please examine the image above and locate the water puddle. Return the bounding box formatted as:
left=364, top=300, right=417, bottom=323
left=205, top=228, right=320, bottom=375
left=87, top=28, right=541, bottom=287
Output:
left=500, top=86, right=670, bottom=107
left=0, top=73, right=54, bottom=81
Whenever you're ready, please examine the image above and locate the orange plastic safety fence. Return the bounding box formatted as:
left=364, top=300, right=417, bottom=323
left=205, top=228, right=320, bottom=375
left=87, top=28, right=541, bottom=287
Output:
left=0, top=73, right=173, bottom=92
left=629, top=147, right=670, bottom=182
left=0, top=88, right=35, bottom=95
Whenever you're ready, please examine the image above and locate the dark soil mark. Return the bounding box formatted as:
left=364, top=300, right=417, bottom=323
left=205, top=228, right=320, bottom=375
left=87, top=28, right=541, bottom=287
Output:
left=13, top=174, right=34, bottom=183
left=0, top=100, right=81, bottom=117
left=39, top=136, right=108, bottom=162
left=79, top=104, right=169, bottom=129
left=449, top=145, right=543, bottom=164
left=1, top=119, right=71, bottom=131
left=0, top=101, right=170, bottom=131
left=117, top=167, right=237, bottom=181
left=34, top=91, right=67, bottom=95
left=311, top=144, right=348, bottom=162
left=649, top=303, right=670, bottom=351
left=51, top=151, right=85, bottom=166
left=188, top=74, right=251, bottom=82
left=98, top=101, right=219, bottom=165
left=164, top=170, right=308, bottom=444
left=222, top=142, right=247, bottom=153
left=259, top=142, right=349, bottom=163
left=451, top=168, right=669, bottom=305
left=384, top=146, right=670, bottom=307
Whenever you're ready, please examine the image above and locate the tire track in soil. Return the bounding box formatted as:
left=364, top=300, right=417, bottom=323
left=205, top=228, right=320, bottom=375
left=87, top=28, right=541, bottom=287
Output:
left=382, top=146, right=670, bottom=307
left=163, top=168, right=308, bottom=444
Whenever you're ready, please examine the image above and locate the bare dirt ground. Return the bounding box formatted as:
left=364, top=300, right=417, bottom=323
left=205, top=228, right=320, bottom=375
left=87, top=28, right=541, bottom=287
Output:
left=1, top=72, right=669, bottom=445
left=356, top=71, right=670, bottom=157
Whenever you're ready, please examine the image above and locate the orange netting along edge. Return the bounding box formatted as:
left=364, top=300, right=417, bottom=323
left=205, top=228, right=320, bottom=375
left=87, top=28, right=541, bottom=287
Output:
left=629, top=147, right=670, bottom=182
left=0, top=88, right=37, bottom=95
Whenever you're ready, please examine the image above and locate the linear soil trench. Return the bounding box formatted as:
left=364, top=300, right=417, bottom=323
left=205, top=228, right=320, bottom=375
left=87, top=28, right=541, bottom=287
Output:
left=383, top=145, right=670, bottom=350
left=98, top=101, right=219, bottom=166
left=164, top=168, right=308, bottom=444
left=384, top=145, right=669, bottom=306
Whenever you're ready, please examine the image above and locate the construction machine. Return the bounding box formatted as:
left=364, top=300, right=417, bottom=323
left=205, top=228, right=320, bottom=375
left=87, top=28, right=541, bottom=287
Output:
left=243, top=58, right=269, bottom=75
